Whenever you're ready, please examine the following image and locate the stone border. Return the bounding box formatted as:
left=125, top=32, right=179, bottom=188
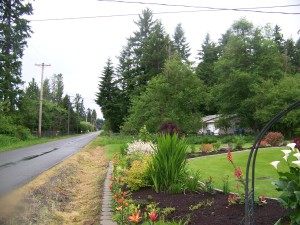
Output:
left=100, top=161, right=117, bottom=225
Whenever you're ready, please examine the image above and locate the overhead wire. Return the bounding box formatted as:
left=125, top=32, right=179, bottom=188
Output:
left=29, top=1, right=300, bottom=22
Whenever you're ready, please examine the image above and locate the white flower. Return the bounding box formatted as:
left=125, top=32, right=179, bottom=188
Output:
left=270, top=161, right=280, bottom=170
left=283, top=155, right=288, bottom=162
left=292, top=160, right=300, bottom=167
left=126, top=140, right=155, bottom=155
left=281, top=149, right=291, bottom=156
left=293, top=153, right=300, bottom=161
left=287, top=143, right=296, bottom=152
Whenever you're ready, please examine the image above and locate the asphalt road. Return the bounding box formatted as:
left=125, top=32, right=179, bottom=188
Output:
left=0, top=131, right=101, bottom=196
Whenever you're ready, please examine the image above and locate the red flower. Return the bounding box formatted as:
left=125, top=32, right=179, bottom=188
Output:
left=113, top=193, right=119, bottom=199
left=149, top=211, right=158, bottom=222
left=122, top=191, right=127, bottom=198
left=234, top=167, right=243, bottom=179
left=117, top=198, right=124, bottom=205
left=227, top=149, right=233, bottom=163
left=109, top=184, right=113, bottom=190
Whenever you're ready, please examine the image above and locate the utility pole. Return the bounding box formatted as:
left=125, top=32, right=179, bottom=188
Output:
left=35, top=63, right=51, bottom=138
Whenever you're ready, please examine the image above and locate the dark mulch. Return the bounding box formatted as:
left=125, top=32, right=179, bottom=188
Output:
left=131, top=188, right=290, bottom=225
left=130, top=148, right=291, bottom=225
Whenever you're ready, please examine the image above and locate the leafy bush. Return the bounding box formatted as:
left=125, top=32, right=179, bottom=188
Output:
left=148, top=134, right=188, bottom=193
left=259, top=140, right=268, bottom=148
left=124, top=157, right=152, bottom=191
left=15, top=125, right=33, bottom=140
left=264, top=132, right=284, bottom=147
left=233, top=135, right=246, bottom=149
left=200, top=144, right=213, bottom=152
left=79, top=121, right=94, bottom=133
left=212, top=141, right=221, bottom=151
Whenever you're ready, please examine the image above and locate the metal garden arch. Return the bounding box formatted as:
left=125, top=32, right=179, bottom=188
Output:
left=244, top=100, right=300, bottom=225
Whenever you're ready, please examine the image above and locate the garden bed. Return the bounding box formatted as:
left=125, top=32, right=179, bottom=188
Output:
left=131, top=186, right=290, bottom=225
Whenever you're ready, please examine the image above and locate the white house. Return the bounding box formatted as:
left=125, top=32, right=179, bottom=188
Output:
left=200, top=114, right=246, bottom=135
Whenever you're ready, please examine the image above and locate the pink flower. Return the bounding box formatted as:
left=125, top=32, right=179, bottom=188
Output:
left=149, top=211, right=158, bottom=222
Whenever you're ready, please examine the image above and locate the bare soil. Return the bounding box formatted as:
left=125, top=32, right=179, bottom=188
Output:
left=131, top=187, right=290, bottom=225
left=0, top=140, right=108, bottom=225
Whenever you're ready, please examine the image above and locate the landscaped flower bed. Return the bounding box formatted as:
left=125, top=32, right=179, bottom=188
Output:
left=108, top=133, right=298, bottom=224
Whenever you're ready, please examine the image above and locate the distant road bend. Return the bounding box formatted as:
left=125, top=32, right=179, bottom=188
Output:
left=0, top=131, right=100, bottom=196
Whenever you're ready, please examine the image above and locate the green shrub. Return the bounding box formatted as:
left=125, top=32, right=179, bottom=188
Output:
left=233, top=135, right=246, bottom=149
left=148, top=134, right=188, bottom=193
left=15, top=125, right=33, bottom=140
left=212, top=141, right=221, bottom=151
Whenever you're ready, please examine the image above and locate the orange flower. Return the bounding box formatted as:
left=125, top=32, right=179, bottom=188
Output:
left=129, top=209, right=142, bottom=223
left=149, top=211, right=158, bottom=222
left=122, top=191, right=127, bottom=198
left=109, top=184, right=113, bottom=190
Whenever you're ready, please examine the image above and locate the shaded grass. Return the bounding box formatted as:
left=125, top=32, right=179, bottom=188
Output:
left=188, top=147, right=289, bottom=198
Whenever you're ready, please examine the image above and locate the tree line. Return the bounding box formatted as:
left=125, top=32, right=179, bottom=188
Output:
left=0, top=1, right=100, bottom=140
left=96, top=8, right=300, bottom=136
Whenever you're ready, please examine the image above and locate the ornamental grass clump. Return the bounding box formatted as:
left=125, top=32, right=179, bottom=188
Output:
left=148, top=133, right=188, bottom=193
left=270, top=143, right=300, bottom=225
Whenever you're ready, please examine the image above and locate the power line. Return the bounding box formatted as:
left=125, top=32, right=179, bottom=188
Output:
left=29, top=3, right=300, bottom=22
left=99, top=0, right=300, bottom=11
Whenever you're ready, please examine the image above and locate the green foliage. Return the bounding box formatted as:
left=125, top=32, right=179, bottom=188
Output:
left=233, top=135, right=246, bottom=149
left=271, top=147, right=300, bottom=224
left=172, top=23, right=191, bottom=62
left=95, top=58, right=123, bottom=132
left=148, top=134, right=188, bottom=192
left=0, top=0, right=33, bottom=112
left=122, top=58, right=207, bottom=134
left=138, top=125, right=153, bottom=142
left=184, top=170, right=202, bottom=192
left=124, top=158, right=152, bottom=191
left=79, top=121, right=94, bottom=133
left=15, top=125, right=33, bottom=140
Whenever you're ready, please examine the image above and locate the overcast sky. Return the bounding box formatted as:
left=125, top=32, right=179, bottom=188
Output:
left=21, top=0, right=300, bottom=119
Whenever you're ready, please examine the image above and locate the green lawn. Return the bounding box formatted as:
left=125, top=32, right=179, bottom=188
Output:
left=188, top=147, right=289, bottom=198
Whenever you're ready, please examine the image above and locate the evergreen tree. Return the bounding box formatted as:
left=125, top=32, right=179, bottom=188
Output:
left=172, top=23, right=191, bottom=62
left=50, top=73, right=64, bottom=104
left=0, top=0, right=33, bottom=112
left=196, top=33, right=219, bottom=86
left=95, top=58, right=122, bottom=132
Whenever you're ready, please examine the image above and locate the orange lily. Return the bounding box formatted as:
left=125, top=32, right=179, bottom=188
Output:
left=128, top=209, right=142, bottom=223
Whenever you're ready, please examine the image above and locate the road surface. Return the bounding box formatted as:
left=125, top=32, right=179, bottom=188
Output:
left=0, top=132, right=100, bottom=196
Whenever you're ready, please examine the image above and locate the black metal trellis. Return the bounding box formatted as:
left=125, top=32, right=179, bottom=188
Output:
left=244, top=100, right=300, bottom=225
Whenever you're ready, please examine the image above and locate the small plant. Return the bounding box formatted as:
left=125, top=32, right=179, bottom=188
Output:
left=190, top=144, right=196, bottom=154
left=264, top=132, right=284, bottom=147
left=212, top=141, right=221, bottom=151
left=270, top=143, right=300, bottom=225
left=200, top=143, right=213, bottom=152
left=233, top=135, right=245, bottom=150
left=139, top=125, right=153, bottom=142
left=126, top=140, right=155, bottom=155
left=204, top=176, right=215, bottom=194
left=189, top=200, right=214, bottom=211
left=183, top=170, right=202, bottom=192
left=222, top=175, right=230, bottom=195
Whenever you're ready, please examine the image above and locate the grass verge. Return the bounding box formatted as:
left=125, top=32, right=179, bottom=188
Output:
left=0, top=137, right=108, bottom=225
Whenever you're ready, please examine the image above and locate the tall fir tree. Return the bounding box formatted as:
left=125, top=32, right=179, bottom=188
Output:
left=96, top=58, right=122, bottom=132
left=0, top=0, right=33, bottom=112
left=172, top=23, right=191, bottom=62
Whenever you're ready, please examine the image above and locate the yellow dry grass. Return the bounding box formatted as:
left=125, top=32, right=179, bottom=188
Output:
left=0, top=139, right=109, bottom=225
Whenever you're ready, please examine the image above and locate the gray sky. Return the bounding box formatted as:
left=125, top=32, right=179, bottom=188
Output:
left=21, top=0, right=300, bottom=119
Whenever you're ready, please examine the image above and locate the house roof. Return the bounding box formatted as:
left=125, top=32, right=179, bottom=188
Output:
left=202, top=115, right=219, bottom=123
